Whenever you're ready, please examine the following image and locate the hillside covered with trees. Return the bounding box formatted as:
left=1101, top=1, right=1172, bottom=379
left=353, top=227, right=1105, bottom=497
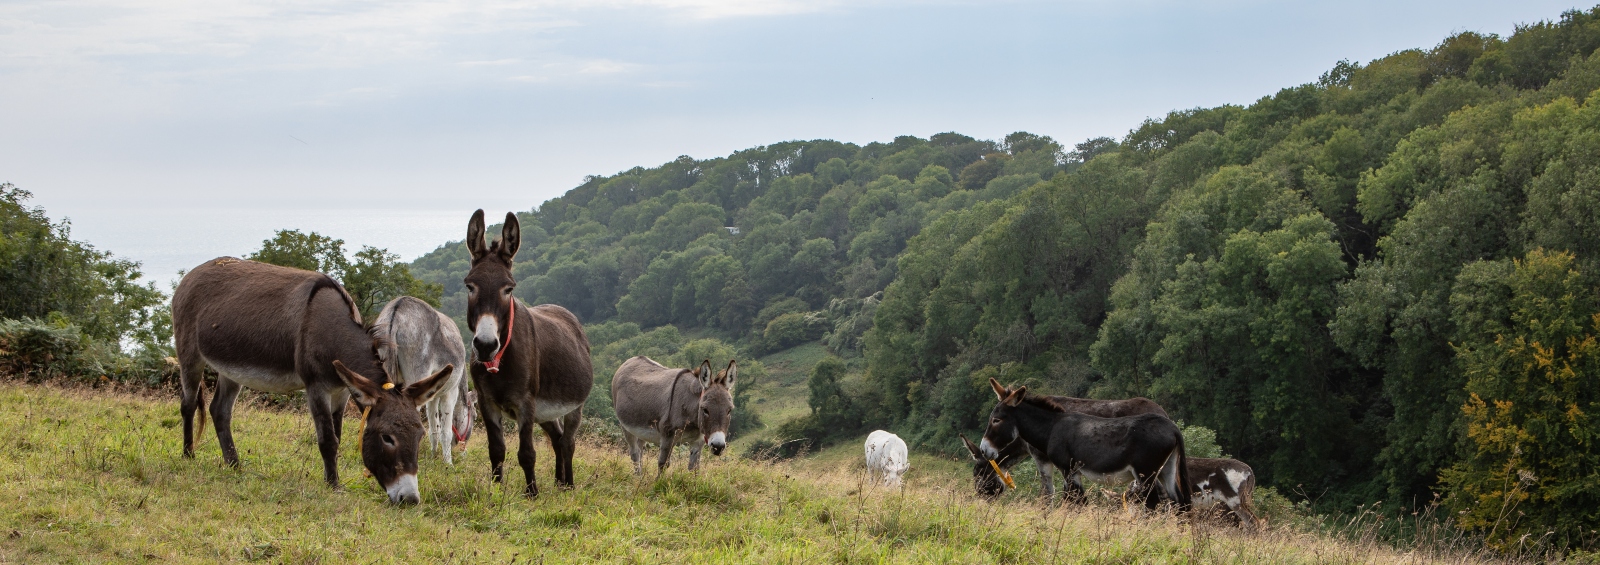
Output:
left=408, top=7, right=1600, bottom=547
left=8, top=5, right=1600, bottom=551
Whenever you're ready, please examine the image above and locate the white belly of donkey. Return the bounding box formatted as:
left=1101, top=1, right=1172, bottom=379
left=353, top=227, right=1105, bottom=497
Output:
left=207, top=359, right=303, bottom=394
left=533, top=399, right=583, bottom=423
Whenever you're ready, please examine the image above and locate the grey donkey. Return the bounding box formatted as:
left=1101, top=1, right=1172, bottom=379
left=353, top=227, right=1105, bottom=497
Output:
left=373, top=296, right=474, bottom=464
left=612, top=357, right=736, bottom=474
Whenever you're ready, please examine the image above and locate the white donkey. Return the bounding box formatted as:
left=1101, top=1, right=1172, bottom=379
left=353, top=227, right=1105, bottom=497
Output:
left=864, top=430, right=909, bottom=487
left=374, top=296, right=473, bottom=464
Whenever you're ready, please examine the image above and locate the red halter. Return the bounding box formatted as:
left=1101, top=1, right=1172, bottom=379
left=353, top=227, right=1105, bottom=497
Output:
left=483, top=297, right=515, bottom=374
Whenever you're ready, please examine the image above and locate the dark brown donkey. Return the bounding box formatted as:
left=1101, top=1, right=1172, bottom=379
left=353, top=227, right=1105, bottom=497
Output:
left=464, top=210, right=594, bottom=497
left=961, top=384, right=1168, bottom=497
left=172, top=258, right=454, bottom=504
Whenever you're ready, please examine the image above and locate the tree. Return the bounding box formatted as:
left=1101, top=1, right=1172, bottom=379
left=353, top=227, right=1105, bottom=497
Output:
left=343, top=246, right=444, bottom=321
left=249, top=230, right=440, bottom=321
left=0, top=184, right=165, bottom=346
left=1443, top=249, right=1600, bottom=549
left=249, top=229, right=349, bottom=278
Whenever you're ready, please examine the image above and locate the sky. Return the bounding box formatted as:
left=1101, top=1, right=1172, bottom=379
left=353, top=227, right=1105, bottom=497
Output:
left=0, top=0, right=1588, bottom=285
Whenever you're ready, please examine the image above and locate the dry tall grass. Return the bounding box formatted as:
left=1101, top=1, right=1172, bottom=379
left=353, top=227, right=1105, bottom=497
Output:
left=0, top=381, right=1545, bottom=563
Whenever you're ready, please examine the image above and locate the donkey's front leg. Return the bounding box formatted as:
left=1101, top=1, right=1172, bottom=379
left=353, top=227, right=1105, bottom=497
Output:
left=306, top=386, right=343, bottom=487
left=480, top=398, right=508, bottom=484
left=516, top=411, right=539, bottom=498
left=687, top=433, right=703, bottom=471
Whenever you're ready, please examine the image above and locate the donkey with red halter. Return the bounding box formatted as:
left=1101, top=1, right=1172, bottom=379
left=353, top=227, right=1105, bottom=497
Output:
left=962, top=385, right=1168, bottom=497
left=464, top=210, right=594, bottom=497
left=979, top=378, right=1191, bottom=511
left=172, top=258, right=454, bottom=504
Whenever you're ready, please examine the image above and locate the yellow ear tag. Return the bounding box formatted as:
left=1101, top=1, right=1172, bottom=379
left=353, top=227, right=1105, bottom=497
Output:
left=988, top=459, right=1016, bottom=489
left=382, top=382, right=395, bottom=390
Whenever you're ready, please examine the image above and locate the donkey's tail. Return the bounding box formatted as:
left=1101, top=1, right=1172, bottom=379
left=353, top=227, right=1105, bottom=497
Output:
left=195, top=377, right=209, bottom=442
left=1170, top=431, right=1191, bottom=512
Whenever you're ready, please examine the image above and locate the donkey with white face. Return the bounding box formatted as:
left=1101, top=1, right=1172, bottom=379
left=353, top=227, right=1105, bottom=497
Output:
left=864, top=430, right=909, bottom=487
left=172, top=258, right=454, bottom=504
left=612, top=357, right=737, bottom=474
left=373, top=296, right=472, bottom=464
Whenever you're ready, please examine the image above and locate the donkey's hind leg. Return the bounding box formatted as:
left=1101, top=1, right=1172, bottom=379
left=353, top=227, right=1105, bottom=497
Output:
left=539, top=408, right=580, bottom=489
left=622, top=428, right=644, bottom=475
left=177, top=356, right=208, bottom=458
left=657, top=429, right=678, bottom=475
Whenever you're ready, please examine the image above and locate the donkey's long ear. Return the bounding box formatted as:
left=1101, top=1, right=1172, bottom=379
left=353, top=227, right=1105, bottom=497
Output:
left=404, top=365, right=454, bottom=408
left=498, top=212, right=521, bottom=261
left=467, top=209, right=488, bottom=260
left=698, top=359, right=712, bottom=387
left=1003, top=385, right=1027, bottom=407
left=960, top=434, right=984, bottom=461
left=722, top=359, right=737, bottom=391
left=989, top=377, right=1008, bottom=401
left=333, top=360, right=383, bottom=408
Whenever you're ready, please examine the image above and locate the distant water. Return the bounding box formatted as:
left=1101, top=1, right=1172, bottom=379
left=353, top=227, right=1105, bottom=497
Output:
left=56, top=207, right=474, bottom=289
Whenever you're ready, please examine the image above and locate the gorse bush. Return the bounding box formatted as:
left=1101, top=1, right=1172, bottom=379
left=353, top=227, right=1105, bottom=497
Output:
left=1443, top=249, right=1600, bottom=549
left=0, top=317, right=176, bottom=386
left=0, top=317, right=83, bottom=380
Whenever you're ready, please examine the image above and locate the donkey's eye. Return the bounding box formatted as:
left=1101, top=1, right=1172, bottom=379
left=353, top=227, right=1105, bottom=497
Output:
left=381, top=434, right=396, bottom=447
left=465, top=284, right=477, bottom=294
left=991, top=418, right=1001, bottom=425
left=702, top=408, right=709, bottom=415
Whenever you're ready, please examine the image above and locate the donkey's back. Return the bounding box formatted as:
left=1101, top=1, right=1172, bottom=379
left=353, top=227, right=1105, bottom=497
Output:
left=612, top=356, right=693, bottom=441
left=375, top=296, right=469, bottom=464
left=173, top=258, right=355, bottom=387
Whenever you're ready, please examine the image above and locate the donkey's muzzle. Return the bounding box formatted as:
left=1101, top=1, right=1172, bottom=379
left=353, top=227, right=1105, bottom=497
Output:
left=472, top=337, right=500, bottom=363
left=386, top=473, right=421, bottom=505
left=708, top=431, right=727, bottom=456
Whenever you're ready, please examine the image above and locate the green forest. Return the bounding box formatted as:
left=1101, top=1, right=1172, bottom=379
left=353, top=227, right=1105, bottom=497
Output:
left=406, top=7, right=1600, bottom=547
left=9, top=5, right=1600, bottom=551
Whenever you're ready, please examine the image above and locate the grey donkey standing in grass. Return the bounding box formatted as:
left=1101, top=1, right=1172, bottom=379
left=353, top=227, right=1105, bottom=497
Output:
left=373, top=296, right=474, bottom=464
left=611, top=357, right=736, bottom=474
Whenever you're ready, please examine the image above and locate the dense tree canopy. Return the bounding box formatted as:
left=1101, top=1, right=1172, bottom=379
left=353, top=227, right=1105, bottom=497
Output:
left=250, top=230, right=442, bottom=321
left=399, top=6, right=1600, bottom=542
left=0, top=184, right=165, bottom=346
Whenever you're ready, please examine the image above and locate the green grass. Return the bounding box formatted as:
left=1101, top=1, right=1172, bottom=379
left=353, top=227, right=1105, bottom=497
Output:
left=0, top=382, right=1502, bottom=564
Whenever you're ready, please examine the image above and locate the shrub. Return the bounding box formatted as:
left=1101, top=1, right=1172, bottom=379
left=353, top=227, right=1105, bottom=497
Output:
left=760, top=311, right=828, bottom=353
left=0, top=317, right=83, bottom=380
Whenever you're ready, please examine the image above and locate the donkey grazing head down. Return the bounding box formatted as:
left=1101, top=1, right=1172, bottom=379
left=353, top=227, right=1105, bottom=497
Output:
left=961, top=434, right=1008, bottom=497
left=699, top=360, right=737, bottom=456
left=332, top=360, right=453, bottom=504
left=464, top=209, right=521, bottom=366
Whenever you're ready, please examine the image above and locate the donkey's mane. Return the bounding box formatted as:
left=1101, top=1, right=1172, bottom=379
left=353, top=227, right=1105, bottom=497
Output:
left=307, top=274, right=363, bottom=324
left=1020, top=394, right=1068, bottom=413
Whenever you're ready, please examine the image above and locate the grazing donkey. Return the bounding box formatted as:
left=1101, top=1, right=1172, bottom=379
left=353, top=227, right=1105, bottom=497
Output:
left=1189, top=457, right=1259, bottom=528
left=979, top=379, right=1191, bottom=511
left=612, top=357, right=737, bottom=474
left=373, top=296, right=472, bottom=464
left=464, top=210, right=593, bottom=497
left=864, top=430, right=909, bottom=487
left=962, top=385, right=1167, bottom=497
left=172, top=258, right=454, bottom=504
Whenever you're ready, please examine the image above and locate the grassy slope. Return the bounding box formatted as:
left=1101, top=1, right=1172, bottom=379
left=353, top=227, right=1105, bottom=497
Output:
left=0, top=382, right=1482, bottom=564
left=738, top=343, right=830, bottom=446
